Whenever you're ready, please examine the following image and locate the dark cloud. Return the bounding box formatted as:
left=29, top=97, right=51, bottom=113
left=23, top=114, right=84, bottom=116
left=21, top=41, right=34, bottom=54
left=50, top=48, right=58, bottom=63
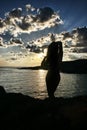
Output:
left=31, top=6, right=59, bottom=24
left=0, top=18, right=5, bottom=28
left=37, top=7, right=54, bottom=22
left=8, top=8, right=22, bottom=18
left=4, top=9, right=22, bottom=26
left=26, top=43, right=42, bottom=53
left=61, top=27, right=87, bottom=59
left=64, top=43, right=70, bottom=48
left=10, top=57, right=17, bottom=60
left=9, top=38, right=23, bottom=45
left=62, top=32, right=73, bottom=40
left=70, top=47, right=87, bottom=53
left=63, top=26, right=87, bottom=46
left=73, top=26, right=87, bottom=43
left=0, top=37, right=4, bottom=46
left=18, top=16, right=31, bottom=30
left=4, top=16, right=11, bottom=25
left=74, top=42, right=87, bottom=47
left=0, top=43, right=3, bottom=46
left=80, top=47, right=87, bottom=53
left=0, top=4, right=63, bottom=36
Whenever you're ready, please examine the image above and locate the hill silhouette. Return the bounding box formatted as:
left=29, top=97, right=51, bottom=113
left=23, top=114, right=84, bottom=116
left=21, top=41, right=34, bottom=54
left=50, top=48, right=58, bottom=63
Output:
left=18, top=59, right=87, bottom=74
left=41, top=59, right=87, bottom=74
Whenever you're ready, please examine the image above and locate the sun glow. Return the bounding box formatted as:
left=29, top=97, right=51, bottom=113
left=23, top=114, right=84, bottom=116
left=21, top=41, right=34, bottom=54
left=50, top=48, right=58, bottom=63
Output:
left=38, top=53, right=44, bottom=59
left=38, top=48, right=47, bottom=59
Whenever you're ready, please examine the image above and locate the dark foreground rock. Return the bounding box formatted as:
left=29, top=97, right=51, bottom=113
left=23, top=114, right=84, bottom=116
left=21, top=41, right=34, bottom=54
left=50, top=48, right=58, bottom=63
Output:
left=0, top=86, right=87, bottom=130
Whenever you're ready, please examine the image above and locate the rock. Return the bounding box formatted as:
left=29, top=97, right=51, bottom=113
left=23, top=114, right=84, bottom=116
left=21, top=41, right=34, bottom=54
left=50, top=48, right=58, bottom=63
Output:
left=0, top=87, right=87, bottom=130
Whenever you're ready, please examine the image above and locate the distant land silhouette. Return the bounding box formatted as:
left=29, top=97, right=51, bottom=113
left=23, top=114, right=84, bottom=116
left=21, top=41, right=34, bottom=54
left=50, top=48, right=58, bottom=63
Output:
left=41, top=59, right=87, bottom=73
left=1, top=59, right=86, bottom=74
left=18, top=59, right=87, bottom=74
left=60, top=59, right=87, bottom=74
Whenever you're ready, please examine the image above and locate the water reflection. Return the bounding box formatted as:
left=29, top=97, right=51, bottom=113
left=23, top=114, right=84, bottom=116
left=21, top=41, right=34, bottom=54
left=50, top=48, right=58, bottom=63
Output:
left=0, top=68, right=87, bottom=99
left=35, top=69, right=47, bottom=98
left=55, top=73, right=87, bottom=97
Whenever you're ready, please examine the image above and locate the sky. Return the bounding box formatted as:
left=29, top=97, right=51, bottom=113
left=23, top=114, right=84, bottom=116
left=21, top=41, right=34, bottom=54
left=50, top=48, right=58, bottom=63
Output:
left=0, top=0, right=87, bottom=30
left=0, top=0, right=87, bottom=67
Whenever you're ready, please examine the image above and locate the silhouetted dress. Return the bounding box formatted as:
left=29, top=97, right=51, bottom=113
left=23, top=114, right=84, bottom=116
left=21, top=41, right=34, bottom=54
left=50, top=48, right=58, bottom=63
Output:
left=46, top=41, right=63, bottom=98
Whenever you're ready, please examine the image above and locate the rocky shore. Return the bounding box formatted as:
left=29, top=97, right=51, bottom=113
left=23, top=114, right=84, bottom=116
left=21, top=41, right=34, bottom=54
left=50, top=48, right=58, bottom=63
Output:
left=0, top=86, right=87, bottom=130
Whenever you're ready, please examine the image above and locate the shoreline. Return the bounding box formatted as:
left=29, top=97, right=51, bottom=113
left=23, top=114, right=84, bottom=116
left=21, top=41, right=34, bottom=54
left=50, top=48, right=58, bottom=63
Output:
left=1, top=65, right=87, bottom=74
left=0, top=59, right=87, bottom=74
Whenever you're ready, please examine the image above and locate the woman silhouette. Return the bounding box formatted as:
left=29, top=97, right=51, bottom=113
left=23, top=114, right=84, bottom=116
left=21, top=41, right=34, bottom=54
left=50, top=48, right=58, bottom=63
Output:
left=46, top=34, right=63, bottom=98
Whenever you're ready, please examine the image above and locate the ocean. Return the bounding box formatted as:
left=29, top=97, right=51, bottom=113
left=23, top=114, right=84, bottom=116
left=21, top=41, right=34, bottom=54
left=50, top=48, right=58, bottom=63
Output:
left=0, top=67, right=87, bottom=99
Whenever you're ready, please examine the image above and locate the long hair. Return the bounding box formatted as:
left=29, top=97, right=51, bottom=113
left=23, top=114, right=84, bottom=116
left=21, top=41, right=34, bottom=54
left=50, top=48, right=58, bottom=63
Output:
left=46, top=41, right=62, bottom=69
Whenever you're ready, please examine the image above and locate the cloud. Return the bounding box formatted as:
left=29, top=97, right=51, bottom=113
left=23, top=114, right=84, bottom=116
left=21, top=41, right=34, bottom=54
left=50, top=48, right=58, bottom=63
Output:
left=0, top=3, right=87, bottom=65
left=18, top=16, right=31, bottom=30
left=0, top=37, right=4, bottom=46
left=0, top=51, right=23, bottom=67
left=17, top=6, right=63, bottom=32
left=70, top=47, right=87, bottom=53
left=25, top=4, right=35, bottom=12
left=71, top=27, right=87, bottom=47
left=37, top=7, right=54, bottom=22
left=0, top=37, right=7, bottom=47
left=62, top=32, right=73, bottom=40
left=0, top=51, right=42, bottom=67
left=0, top=18, right=5, bottom=27
left=58, top=27, right=87, bottom=61
left=6, top=8, right=22, bottom=18
left=26, top=44, right=42, bottom=53
left=9, top=38, right=24, bottom=45
left=0, top=18, right=7, bottom=34
left=0, top=4, right=63, bottom=36
left=0, top=37, right=24, bottom=49
left=0, top=26, right=87, bottom=66
left=61, top=26, right=87, bottom=51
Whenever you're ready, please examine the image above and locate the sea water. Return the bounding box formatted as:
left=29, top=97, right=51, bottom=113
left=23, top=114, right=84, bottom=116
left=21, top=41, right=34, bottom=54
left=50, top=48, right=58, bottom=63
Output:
left=0, top=67, right=87, bottom=99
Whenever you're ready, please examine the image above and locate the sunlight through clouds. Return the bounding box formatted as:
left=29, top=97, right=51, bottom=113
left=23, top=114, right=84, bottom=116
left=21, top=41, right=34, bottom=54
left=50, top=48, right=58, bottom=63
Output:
left=0, top=2, right=87, bottom=67
left=0, top=5, right=63, bottom=37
